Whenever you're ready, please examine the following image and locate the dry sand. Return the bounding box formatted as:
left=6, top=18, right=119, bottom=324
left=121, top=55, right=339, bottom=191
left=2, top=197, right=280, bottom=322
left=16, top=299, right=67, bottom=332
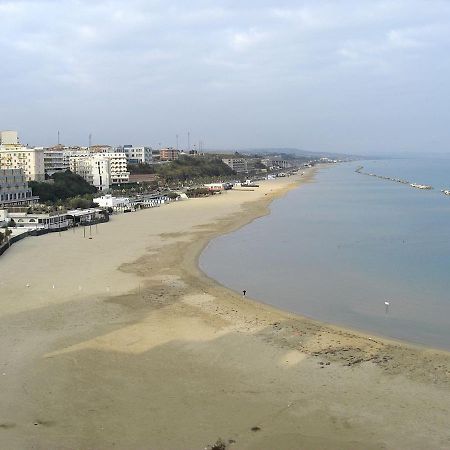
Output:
left=0, top=169, right=449, bottom=450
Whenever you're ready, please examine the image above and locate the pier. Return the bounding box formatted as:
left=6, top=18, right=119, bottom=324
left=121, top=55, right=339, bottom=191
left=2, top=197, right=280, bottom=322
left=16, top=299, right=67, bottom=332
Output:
left=355, top=166, right=434, bottom=191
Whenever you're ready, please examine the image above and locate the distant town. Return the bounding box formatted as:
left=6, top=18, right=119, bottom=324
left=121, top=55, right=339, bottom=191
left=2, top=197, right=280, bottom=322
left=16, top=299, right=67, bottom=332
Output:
left=0, top=129, right=339, bottom=254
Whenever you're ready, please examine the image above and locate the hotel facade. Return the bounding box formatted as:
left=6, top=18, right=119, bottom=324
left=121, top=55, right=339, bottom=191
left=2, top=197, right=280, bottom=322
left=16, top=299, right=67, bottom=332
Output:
left=0, top=168, right=38, bottom=207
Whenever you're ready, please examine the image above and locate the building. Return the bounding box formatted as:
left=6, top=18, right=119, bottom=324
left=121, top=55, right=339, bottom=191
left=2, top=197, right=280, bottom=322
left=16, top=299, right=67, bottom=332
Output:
left=130, top=194, right=170, bottom=209
left=0, top=130, right=19, bottom=145
left=44, top=146, right=68, bottom=175
left=93, top=194, right=130, bottom=212
left=89, top=145, right=113, bottom=153
left=128, top=173, right=159, bottom=184
left=66, top=208, right=105, bottom=225
left=261, top=159, right=293, bottom=170
left=44, top=148, right=91, bottom=176
left=222, top=158, right=257, bottom=173
left=121, top=145, right=153, bottom=164
left=9, top=210, right=69, bottom=230
left=69, top=152, right=129, bottom=190
left=70, top=156, right=110, bottom=191
left=0, top=146, right=45, bottom=181
left=0, top=169, right=38, bottom=207
left=101, top=152, right=129, bottom=184
left=203, top=183, right=233, bottom=192
left=160, top=148, right=179, bottom=161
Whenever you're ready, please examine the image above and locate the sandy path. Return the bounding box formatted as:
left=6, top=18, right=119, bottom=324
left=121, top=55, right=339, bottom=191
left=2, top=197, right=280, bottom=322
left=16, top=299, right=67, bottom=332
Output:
left=0, top=169, right=449, bottom=450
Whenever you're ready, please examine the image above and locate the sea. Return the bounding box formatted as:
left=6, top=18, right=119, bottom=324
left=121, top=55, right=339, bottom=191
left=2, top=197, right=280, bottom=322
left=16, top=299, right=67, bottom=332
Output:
left=199, top=157, right=450, bottom=351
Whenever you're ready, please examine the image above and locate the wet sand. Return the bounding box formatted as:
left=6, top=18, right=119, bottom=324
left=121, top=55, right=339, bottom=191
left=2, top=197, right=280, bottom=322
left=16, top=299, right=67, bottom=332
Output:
left=0, top=169, right=449, bottom=450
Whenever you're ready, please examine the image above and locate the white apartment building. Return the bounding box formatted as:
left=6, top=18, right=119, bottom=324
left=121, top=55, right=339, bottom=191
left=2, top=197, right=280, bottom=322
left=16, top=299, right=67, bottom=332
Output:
left=0, top=145, right=45, bottom=181
left=70, top=156, right=110, bottom=191
left=101, top=152, right=129, bottom=184
left=69, top=152, right=129, bottom=190
left=121, top=145, right=152, bottom=164
left=0, top=130, right=19, bottom=145
left=0, top=168, right=37, bottom=207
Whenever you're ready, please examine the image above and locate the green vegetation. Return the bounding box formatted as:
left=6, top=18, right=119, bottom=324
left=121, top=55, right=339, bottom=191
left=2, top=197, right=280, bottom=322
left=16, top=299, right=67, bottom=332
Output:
left=186, top=187, right=214, bottom=198
left=129, top=155, right=235, bottom=182
left=0, top=228, right=12, bottom=245
left=29, top=171, right=97, bottom=203
left=166, top=192, right=180, bottom=199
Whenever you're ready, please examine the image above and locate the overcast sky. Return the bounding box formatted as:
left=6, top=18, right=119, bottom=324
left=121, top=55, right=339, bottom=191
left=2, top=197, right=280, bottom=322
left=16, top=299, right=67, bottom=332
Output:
left=1, top=0, right=450, bottom=154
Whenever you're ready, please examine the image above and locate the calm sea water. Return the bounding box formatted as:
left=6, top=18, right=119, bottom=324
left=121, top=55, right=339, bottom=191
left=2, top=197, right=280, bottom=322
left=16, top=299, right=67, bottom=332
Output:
left=200, top=158, right=450, bottom=350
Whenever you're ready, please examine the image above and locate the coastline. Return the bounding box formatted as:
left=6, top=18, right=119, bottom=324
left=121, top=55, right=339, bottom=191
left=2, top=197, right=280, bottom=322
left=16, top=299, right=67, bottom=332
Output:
left=1, top=167, right=449, bottom=449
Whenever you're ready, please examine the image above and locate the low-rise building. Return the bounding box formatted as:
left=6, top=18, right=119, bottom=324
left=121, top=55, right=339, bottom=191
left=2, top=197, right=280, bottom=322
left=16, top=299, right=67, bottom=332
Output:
left=203, top=182, right=233, bottom=191
left=128, top=173, right=159, bottom=184
left=130, top=194, right=170, bottom=209
left=160, top=148, right=179, bottom=161
left=66, top=208, right=105, bottom=225
left=261, top=159, right=293, bottom=170
left=9, top=210, right=69, bottom=230
left=93, top=194, right=131, bottom=212
left=222, top=158, right=256, bottom=173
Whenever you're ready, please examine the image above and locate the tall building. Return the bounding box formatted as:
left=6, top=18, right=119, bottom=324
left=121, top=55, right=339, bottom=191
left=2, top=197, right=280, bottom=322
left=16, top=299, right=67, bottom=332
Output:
left=0, top=168, right=37, bottom=207
left=0, top=130, right=19, bottom=145
left=100, top=152, right=129, bottom=184
left=70, top=156, right=110, bottom=191
left=44, top=146, right=68, bottom=175
left=69, top=152, right=129, bottom=190
left=0, top=146, right=45, bottom=181
left=44, top=147, right=90, bottom=176
left=121, top=145, right=153, bottom=164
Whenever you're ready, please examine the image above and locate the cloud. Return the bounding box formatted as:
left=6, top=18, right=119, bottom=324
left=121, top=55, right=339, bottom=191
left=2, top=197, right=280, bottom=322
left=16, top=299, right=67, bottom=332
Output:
left=230, top=29, right=270, bottom=51
left=1, top=0, right=450, bottom=152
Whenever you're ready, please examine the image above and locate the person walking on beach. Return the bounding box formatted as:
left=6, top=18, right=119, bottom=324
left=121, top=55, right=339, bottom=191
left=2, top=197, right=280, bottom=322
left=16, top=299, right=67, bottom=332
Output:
left=242, top=290, right=246, bottom=296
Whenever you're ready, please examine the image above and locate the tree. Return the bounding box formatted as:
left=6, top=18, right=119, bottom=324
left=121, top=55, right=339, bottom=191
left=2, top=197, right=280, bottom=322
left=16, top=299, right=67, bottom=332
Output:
left=29, top=170, right=97, bottom=203
left=1, top=228, right=12, bottom=244
left=67, top=196, right=94, bottom=209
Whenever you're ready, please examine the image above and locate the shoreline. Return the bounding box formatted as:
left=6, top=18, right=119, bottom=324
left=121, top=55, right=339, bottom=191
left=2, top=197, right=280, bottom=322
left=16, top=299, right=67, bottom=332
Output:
left=1, top=167, right=449, bottom=449
left=194, top=169, right=450, bottom=356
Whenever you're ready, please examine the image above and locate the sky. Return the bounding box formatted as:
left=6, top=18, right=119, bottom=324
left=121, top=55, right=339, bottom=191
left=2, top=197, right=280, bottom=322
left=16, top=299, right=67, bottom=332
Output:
left=1, top=0, right=450, bottom=154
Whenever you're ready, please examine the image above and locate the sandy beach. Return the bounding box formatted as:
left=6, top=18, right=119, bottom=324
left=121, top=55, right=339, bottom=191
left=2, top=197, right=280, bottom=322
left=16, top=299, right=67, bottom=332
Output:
left=1, top=169, right=449, bottom=450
